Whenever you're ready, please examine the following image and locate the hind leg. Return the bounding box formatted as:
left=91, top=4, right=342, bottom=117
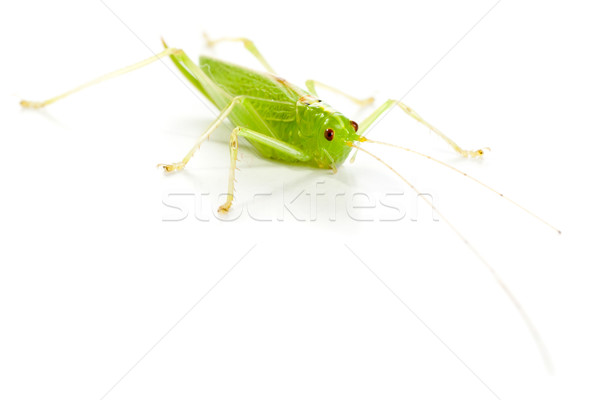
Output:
left=203, top=32, right=276, bottom=74
left=20, top=47, right=183, bottom=109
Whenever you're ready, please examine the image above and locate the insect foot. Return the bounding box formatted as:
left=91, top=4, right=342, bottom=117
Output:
left=20, top=100, right=45, bottom=109
left=217, top=202, right=232, bottom=214
left=464, top=146, right=491, bottom=159
left=157, top=162, right=185, bottom=173
left=357, top=96, right=376, bottom=106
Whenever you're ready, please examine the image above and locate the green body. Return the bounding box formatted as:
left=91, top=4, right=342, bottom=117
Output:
left=170, top=55, right=361, bottom=169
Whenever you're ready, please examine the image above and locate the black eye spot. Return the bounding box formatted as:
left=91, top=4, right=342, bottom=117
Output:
left=324, top=128, right=335, bottom=141
left=350, top=120, right=359, bottom=132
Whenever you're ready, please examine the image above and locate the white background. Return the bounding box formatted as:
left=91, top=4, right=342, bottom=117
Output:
left=1, top=0, right=599, bottom=399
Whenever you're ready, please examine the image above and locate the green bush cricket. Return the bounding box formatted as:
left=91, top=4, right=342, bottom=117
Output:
left=20, top=33, right=560, bottom=369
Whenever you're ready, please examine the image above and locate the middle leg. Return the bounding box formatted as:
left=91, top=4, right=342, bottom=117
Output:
left=218, top=126, right=310, bottom=213
left=158, top=95, right=247, bottom=172
left=158, top=95, right=300, bottom=172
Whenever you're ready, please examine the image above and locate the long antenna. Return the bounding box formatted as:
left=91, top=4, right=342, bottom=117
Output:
left=363, top=139, right=561, bottom=235
left=348, top=142, right=553, bottom=372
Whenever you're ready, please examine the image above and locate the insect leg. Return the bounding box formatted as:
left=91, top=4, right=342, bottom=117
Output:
left=355, top=99, right=488, bottom=159
left=158, top=95, right=246, bottom=172
left=158, top=95, right=306, bottom=172
left=218, top=127, right=310, bottom=213
left=203, top=32, right=276, bottom=74
left=20, top=47, right=184, bottom=109
left=305, top=80, right=374, bottom=107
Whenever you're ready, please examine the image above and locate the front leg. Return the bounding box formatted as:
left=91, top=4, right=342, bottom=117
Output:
left=356, top=99, right=488, bottom=159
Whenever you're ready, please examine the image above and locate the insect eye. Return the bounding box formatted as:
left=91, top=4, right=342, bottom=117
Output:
left=350, top=120, right=359, bottom=132
left=324, top=128, right=335, bottom=141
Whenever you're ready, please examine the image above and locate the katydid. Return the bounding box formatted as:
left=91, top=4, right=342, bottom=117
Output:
left=20, top=34, right=560, bottom=369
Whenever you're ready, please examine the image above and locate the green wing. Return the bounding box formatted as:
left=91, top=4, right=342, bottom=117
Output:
left=198, top=56, right=305, bottom=104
